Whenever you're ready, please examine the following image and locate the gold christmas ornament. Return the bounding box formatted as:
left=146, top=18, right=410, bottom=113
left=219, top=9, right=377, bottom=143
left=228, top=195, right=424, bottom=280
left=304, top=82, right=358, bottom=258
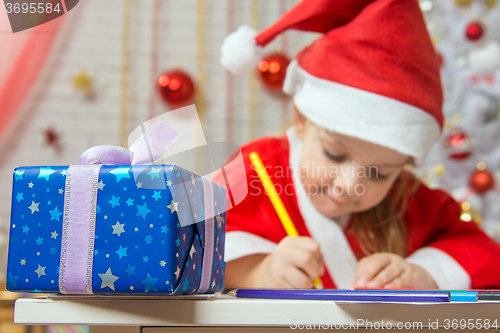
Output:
left=451, top=0, right=474, bottom=6
left=433, top=163, right=446, bottom=176
left=460, top=201, right=483, bottom=227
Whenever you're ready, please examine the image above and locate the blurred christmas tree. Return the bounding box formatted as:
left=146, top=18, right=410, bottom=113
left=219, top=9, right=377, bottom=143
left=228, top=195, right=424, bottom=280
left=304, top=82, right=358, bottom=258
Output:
left=416, top=0, right=500, bottom=241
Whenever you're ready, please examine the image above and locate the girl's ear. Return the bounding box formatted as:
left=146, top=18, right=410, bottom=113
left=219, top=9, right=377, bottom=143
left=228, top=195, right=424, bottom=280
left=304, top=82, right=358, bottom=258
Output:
left=293, top=105, right=307, bottom=140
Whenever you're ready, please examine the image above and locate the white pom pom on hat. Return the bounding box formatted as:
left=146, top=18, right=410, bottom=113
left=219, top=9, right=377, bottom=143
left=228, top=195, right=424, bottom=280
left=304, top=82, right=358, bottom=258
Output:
left=220, top=25, right=262, bottom=75
left=219, top=0, right=444, bottom=165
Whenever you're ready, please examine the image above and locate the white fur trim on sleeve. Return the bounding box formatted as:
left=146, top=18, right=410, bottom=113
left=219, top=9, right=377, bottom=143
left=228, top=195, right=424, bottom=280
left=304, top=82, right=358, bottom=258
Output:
left=406, top=247, right=471, bottom=289
left=224, top=231, right=277, bottom=262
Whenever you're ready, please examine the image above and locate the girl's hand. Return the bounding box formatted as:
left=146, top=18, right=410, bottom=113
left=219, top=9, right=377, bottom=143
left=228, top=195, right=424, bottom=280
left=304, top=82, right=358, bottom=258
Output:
left=351, top=252, right=438, bottom=289
left=258, top=236, right=325, bottom=289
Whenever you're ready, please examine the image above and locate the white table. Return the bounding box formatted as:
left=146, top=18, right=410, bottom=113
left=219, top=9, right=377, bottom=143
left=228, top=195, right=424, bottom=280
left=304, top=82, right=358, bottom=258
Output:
left=14, top=294, right=500, bottom=332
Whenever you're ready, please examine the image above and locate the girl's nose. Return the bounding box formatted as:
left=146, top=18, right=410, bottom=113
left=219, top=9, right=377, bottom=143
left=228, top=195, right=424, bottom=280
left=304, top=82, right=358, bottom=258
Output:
left=331, top=164, right=363, bottom=195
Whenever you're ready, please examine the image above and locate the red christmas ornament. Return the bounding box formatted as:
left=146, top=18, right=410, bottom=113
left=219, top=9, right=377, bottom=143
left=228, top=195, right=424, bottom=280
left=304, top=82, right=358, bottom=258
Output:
left=466, top=22, right=484, bottom=41
left=258, top=53, right=290, bottom=92
left=443, top=129, right=473, bottom=160
left=469, top=169, right=495, bottom=194
left=158, top=70, right=195, bottom=106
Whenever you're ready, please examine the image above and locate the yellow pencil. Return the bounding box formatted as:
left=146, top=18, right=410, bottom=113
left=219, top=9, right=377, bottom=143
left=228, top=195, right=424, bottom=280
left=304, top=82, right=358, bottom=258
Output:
left=249, top=151, right=323, bottom=289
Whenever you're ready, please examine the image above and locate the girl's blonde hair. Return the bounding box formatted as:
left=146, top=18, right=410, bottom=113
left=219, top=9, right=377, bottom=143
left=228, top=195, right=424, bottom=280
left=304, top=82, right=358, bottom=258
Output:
left=349, top=169, right=419, bottom=257
left=275, top=121, right=420, bottom=257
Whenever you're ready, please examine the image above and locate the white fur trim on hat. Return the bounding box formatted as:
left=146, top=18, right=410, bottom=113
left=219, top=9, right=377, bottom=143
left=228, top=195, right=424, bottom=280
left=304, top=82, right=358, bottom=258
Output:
left=283, top=60, right=441, bottom=165
left=220, top=25, right=262, bottom=75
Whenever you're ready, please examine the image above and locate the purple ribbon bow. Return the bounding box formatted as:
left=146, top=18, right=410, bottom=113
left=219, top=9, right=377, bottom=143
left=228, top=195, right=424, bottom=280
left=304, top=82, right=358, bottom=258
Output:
left=80, top=120, right=182, bottom=165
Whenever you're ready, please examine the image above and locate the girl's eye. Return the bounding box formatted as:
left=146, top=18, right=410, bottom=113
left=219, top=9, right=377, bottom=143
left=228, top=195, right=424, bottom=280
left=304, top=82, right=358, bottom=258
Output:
left=370, top=171, right=390, bottom=181
left=324, top=149, right=346, bottom=163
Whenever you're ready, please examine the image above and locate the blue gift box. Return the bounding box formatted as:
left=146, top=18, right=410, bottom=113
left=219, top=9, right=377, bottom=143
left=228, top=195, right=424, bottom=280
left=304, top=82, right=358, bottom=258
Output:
left=6, top=164, right=226, bottom=295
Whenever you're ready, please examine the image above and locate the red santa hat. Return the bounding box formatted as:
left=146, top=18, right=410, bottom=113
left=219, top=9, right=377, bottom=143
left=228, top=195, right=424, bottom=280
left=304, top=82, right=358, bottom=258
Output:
left=220, top=0, right=443, bottom=165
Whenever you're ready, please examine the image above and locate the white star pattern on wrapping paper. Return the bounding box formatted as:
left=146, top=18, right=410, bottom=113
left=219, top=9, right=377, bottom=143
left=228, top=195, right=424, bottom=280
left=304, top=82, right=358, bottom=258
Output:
left=166, top=180, right=172, bottom=187
left=167, top=200, right=179, bottom=214
left=28, top=182, right=34, bottom=188
left=98, top=268, right=119, bottom=291
left=58, top=188, right=64, bottom=194
left=112, top=221, right=125, bottom=237
left=136, top=182, right=142, bottom=189
left=51, top=231, right=59, bottom=239
left=216, top=215, right=223, bottom=229
left=159, top=260, right=166, bottom=267
left=211, top=279, right=216, bottom=289
left=28, top=201, right=39, bottom=214
left=98, top=180, right=106, bottom=190
left=34, top=264, right=46, bottom=278
left=191, top=174, right=196, bottom=185
left=175, top=266, right=181, bottom=279
left=20, top=259, right=26, bottom=265
left=189, top=245, right=196, bottom=259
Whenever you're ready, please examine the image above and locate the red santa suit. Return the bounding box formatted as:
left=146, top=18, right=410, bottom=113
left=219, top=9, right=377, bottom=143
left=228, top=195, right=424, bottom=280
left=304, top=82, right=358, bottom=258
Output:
left=217, top=0, right=500, bottom=289
left=213, top=128, right=500, bottom=289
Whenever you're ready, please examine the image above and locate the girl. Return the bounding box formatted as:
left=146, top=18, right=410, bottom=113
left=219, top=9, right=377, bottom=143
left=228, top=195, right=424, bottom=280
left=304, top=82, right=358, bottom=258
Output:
left=215, top=0, right=500, bottom=290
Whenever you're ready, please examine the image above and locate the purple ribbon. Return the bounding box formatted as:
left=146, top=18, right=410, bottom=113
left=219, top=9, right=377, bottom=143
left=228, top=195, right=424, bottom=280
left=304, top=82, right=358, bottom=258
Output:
left=197, top=178, right=215, bottom=294
left=59, top=165, right=101, bottom=294
left=80, top=121, right=182, bottom=165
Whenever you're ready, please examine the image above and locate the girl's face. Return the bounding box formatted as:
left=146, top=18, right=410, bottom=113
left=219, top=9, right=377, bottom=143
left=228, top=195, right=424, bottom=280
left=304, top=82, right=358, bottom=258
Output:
left=294, top=109, right=408, bottom=219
